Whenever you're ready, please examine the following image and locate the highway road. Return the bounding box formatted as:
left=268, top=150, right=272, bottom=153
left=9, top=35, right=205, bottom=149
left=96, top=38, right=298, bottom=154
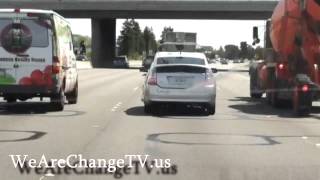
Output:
left=1, top=64, right=320, bottom=180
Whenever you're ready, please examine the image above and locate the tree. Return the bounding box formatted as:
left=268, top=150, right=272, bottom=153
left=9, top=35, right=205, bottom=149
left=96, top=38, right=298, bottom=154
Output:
left=216, top=46, right=225, bottom=58
left=143, top=27, right=157, bottom=56
left=247, top=45, right=255, bottom=60
left=117, top=19, right=144, bottom=59
left=255, top=46, right=264, bottom=60
left=160, top=26, right=174, bottom=43
left=224, top=44, right=240, bottom=59
left=240, top=41, right=248, bottom=59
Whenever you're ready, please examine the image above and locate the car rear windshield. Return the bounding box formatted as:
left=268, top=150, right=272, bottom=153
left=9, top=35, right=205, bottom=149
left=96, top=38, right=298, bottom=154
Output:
left=156, top=66, right=206, bottom=73
left=157, top=57, right=205, bottom=65
left=115, top=57, right=126, bottom=61
left=0, top=18, right=49, bottom=48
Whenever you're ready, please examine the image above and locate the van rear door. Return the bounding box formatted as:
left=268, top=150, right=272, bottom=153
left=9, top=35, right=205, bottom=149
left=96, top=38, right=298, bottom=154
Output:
left=0, top=12, right=53, bottom=87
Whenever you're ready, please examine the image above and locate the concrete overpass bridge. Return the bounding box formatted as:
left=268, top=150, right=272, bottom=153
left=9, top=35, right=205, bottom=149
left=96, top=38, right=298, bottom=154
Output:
left=0, top=0, right=279, bottom=67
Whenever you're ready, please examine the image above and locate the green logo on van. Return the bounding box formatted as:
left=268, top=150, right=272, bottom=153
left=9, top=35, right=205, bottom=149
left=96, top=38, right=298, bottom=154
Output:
left=0, top=69, right=15, bottom=84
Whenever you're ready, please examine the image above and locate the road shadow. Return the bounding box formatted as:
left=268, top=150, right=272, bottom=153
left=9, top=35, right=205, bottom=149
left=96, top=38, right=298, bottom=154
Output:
left=0, top=102, right=85, bottom=116
left=125, top=105, right=209, bottom=117
left=229, top=96, right=320, bottom=119
left=0, top=129, right=46, bottom=142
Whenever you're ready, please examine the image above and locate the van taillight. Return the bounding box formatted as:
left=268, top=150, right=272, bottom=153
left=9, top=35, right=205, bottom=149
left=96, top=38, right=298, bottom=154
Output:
left=52, top=56, right=60, bottom=74
left=147, top=72, right=157, bottom=85
left=302, top=85, right=309, bottom=92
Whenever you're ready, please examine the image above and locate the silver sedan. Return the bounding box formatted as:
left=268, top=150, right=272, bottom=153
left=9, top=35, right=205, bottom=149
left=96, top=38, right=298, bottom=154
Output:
left=142, top=52, right=217, bottom=115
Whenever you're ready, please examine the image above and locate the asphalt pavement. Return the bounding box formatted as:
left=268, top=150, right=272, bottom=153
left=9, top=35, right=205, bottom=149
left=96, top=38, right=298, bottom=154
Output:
left=1, top=63, right=320, bottom=180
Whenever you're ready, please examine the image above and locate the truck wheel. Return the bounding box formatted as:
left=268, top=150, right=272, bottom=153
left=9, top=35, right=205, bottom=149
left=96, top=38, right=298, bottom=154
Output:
left=293, top=86, right=311, bottom=116
left=249, top=68, right=263, bottom=99
left=67, top=81, right=78, bottom=104
left=50, top=89, right=65, bottom=111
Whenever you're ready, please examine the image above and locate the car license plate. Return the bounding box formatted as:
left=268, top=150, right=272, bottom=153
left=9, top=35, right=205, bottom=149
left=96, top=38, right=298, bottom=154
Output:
left=168, top=76, right=190, bottom=85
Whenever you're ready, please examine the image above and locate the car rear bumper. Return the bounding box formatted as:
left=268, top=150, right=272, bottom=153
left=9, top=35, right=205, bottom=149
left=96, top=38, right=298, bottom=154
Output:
left=144, top=85, right=216, bottom=104
left=0, top=85, right=58, bottom=97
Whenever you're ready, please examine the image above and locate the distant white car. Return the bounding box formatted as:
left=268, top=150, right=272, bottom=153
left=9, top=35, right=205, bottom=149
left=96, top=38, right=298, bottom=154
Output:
left=142, top=52, right=217, bottom=115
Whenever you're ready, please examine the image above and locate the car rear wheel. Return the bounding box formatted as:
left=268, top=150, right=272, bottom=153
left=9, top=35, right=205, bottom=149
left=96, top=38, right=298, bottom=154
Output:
left=206, top=103, right=215, bottom=115
left=6, top=97, right=16, bottom=103
left=50, top=89, right=65, bottom=111
left=144, top=103, right=152, bottom=114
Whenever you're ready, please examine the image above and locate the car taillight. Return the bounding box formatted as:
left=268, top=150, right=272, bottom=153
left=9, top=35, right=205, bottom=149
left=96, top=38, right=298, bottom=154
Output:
left=302, top=84, right=309, bottom=92
left=205, top=69, right=213, bottom=80
left=147, top=72, right=157, bottom=85
left=52, top=56, right=61, bottom=74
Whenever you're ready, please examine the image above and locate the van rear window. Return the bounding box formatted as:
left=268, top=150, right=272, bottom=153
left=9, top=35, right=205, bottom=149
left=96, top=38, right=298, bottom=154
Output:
left=0, top=18, right=49, bottom=49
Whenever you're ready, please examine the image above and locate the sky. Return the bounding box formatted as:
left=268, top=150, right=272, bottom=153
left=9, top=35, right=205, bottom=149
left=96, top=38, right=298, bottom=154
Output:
left=67, top=18, right=266, bottom=49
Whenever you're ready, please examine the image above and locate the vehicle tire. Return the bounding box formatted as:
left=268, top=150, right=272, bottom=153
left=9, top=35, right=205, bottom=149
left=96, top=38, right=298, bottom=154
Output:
left=293, top=86, right=311, bottom=116
left=67, top=81, right=78, bottom=104
left=250, top=92, right=263, bottom=99
left=50, top=89, right=65, bottom=111
left=6, top=98, right=16, bottom=103
left=144, top=103, right=152, bottom=114
left=249, top=67, right=263, bottom=99
left=206, top=103, right=215, bottom=115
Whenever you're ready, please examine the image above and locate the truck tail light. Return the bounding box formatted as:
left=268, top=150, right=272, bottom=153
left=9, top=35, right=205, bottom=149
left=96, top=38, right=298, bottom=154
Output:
left=52, top=56, right=61, bottom=74
left=278, top=63, right=284, bottom=70
left=147, top=72, right=157, bottom=86
left=302, top=84, right=309, bottom=92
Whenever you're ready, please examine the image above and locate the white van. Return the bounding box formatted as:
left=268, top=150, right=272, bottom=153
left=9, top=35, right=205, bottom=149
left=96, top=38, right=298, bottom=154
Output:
left=0, top=9, right=78, bottom=111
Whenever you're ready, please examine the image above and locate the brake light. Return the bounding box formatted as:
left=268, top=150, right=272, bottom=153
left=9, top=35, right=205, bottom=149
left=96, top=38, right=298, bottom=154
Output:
left=52, top=56, right=61, bottom=74
left=278, top=63, right=284, bottom=70
left=302, top=85, right=309, bottom=92
left=147, top=72, right=157, bottom=85
left=205, top=68, right=213, bottom=80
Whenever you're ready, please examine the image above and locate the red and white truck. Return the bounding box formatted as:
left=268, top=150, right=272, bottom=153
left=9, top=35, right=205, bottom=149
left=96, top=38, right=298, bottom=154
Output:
left=249, top=0, right=320, bottom=115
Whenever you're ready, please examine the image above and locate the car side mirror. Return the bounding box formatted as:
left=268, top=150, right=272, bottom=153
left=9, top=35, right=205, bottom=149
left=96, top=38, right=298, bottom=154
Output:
left=252, top=26, right=260, bottom=45
left=211, top=68, right=218, bottom=73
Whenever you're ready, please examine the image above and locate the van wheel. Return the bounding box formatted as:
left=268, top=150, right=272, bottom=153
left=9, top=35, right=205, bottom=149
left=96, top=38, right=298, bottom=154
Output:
left=67, top=81, right=78, bottom=104
left=50, top=89, right=65, bottom=111
left=6, top=98, right=16, bottom=103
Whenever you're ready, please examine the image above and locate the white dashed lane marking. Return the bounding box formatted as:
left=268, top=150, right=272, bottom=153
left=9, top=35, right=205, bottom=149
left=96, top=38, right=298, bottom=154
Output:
left=111, top=102, right=122, bottom=112
left=133, top=87, right=139, bottom=91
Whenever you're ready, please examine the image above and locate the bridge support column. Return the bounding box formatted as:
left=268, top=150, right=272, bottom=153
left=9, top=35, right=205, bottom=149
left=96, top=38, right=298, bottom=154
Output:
left=91, top=18, right=116, bottom=68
